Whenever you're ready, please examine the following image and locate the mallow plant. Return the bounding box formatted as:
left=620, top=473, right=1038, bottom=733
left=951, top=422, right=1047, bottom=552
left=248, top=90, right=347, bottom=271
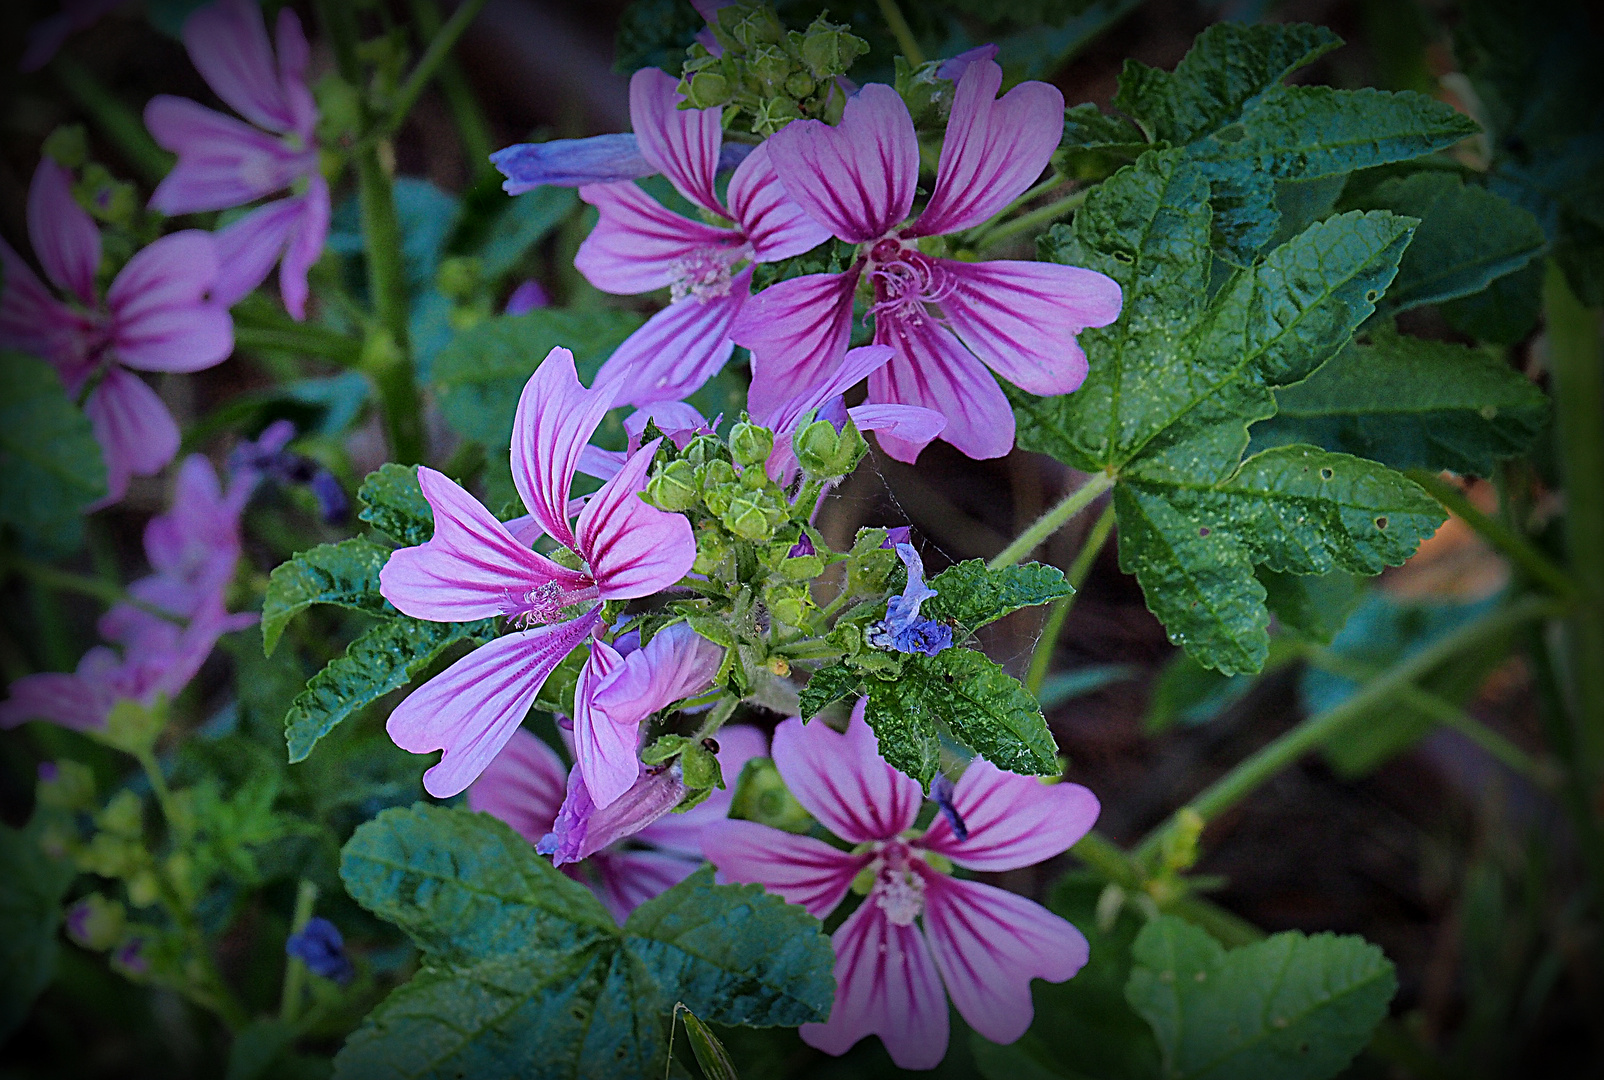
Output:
left=2, top=0, right=1599, bottom=1078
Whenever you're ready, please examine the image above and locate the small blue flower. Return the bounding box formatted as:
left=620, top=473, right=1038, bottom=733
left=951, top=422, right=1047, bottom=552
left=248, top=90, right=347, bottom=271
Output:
left=286, top=917, right=354, bottom=984
left=866, top=543, right=953, bottom=657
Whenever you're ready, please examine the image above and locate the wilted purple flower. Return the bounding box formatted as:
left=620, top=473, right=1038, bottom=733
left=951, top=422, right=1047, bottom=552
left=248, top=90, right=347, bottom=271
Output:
left=866, top=543, right=952, bottom=657
left=378, top=348, right=696, bottom=800
left=490, top=134, right=753, bottom=195
left=788, top=531, right=817, bottom=558
left=703, top=703, right=1099, bottom=1068
left=286, top=917, right=354, bottom=984
left=882, top=526, right=913, bottom=548
left=573, top=68, right=830, bottom=407
left=503, top=279, right=550, bottom=316
left=733, top=59, right=1122, bottom=461
left=144, top=0, right=327, bottom=320
left=20, top=0, right=125, bottom=72
left=0, top=159, right=233, bottom=505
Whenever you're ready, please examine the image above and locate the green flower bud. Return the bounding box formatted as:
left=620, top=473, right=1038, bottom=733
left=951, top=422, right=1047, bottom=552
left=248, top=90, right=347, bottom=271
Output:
left=693, top=522, right=731, bottom=575
left=37, top=760, right=95, bottom=811
left=698, top=459, right=737, bottom=492
left=728, top=757, right=814, bottom=833
left=794, top=419, right=841, bottom=475
left=686, top=69, right=730, bottom=108
left=722, top=491, right=773, bottom=540
left=800, top=19, right=868, bottom=78
left=748, top=43, right=789, bottom=89
left=66, top=894, right=126, bottom=950
left=751, top=95, right=803, bottom=136
left=784, top=71, right=817, bottom=98
left=848, top=546, right=896, bottom=595
left=126, top=870, right=160, bottom=908
left=97, top=790, right=144, bottom=839
left=781, top=553, right=824, bottom=581
left=728, top=422, right=774, bottom=467
left=728, top=5, right=784, bottom=49
left=436, top=256, right=482, bottom=302
left=42, top=124, right=89, bottom=169
left=644, top=459, right=699, bottom=512
left=679, top=740, right=724, bottom=792
left=682, top=434, right=724, bottom=468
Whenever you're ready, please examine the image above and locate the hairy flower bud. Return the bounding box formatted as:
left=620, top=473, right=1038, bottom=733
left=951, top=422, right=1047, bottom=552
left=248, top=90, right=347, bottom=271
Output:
left=722, top=491, right=773, bottom=540
left=685, top=69, right=730, bottom=109
left=800, top=19, right=868, bottom=78
left=645, top=459, right=699, bottom=512
left=66, top=894, right=126, bottom=950
left=728, top=422, right=774, bottom=467
left=36, top=760, right=95, bottom=811
left=727, top=757, right=814, bottom=834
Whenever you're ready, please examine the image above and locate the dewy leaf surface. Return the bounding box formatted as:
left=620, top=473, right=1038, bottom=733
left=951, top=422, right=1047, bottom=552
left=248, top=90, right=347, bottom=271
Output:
left=358, top=464, right=435, bottom=547
left=1252, top=332, right=1549, bottom=475
left=282, top=617, right=495, bottom=763
left=1124, top=916, right=1396, bottom=1080
left=924, top=561, right=1073, bottom=635
left=261, top=537, right=393, bottom=656
left=0, top=353, right=108, bottom=557
left=335, top=806, right=832, bottom=1080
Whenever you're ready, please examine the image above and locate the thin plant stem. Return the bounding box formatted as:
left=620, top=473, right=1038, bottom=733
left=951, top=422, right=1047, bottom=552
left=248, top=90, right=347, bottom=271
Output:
left=50, top=55, right=174, bottom=186
left=1026, top=503, right=1116, bottom=698
left=6, top=558, right=185, bottom=625
left=975, top=189, right=1088, bottom=251
left=1069, top=831, right=1261, bottom=946
left=279, top=879, right=320, bottom=1023
left=1545, top=261, right=1604, bottom=787
left=232, top=310, right=363, bottom=367
left=962, top=175, right=1067, bottom=247
left=1132, top=594, right=1566, bottom=863
left=385, top=0, right=491, bottom=138
left=405, top=0, right=496, bottom=177
left=990, top=471, right=1115, bottom=570
left=875, top=0, right=925, bottom=67
left=1405, top=469, right=1580, bottom=601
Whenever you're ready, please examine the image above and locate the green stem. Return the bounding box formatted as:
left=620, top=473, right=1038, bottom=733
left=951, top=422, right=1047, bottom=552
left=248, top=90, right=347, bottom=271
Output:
left=1133, top=594, right=1565, bottom=862
left=279, top=879, right=319, bottom=1024
left=1307, top=650, right=1558, bottom=788
left=50, top=55, right=174, bottom=186
left=1070, top=832, right=1262, bottom=946
left=962, top=176, right=1067, bottom=248
left=232, top=312, right=363, bottom=366
left=405, top=0, right=496, bottom=176
left=874, top=0, right=925, bottom=67
left=990, top=471, right=1115, bottom=570
left=1545, top=261, right=1604, bottom=785
left=386, top=0, right=491, bottom=139
left=1026, top=503, right=1116, bottom=698
left=975, top=189, right=1088, bottom=251
left=5, top=558, right=185, bottom=625
left=1405, top=469, right=1579, bottom=601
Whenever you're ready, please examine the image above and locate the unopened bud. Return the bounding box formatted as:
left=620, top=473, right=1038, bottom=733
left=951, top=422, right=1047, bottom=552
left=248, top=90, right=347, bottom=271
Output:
left=645, top=459, right=699, bottom=512
left=751, top=96, right=803, bottom=136
left=42, top=124, right=88, bottom=169
left=722, top=491, right=773, bottom=540
left=801, top=20, right=868, bottom=78
left=728, top=422, right=774, bottom=467
left=686, top=70, right=730, bottom=108
left=728, top=757, right=814, bottom=833
left=37, top=760, right=95, bottom=811
left=436, top=256, right=482, bottom=302
left=66, top=895, right=125, bottom=950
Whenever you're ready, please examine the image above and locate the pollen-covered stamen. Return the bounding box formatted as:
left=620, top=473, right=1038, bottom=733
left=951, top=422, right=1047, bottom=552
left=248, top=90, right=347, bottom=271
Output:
left=869, top=842, right=928, bottom=926
left=864, top=240, right=956, bottom=324
left=502, top=578, right=600, bottom=627
left=669, top=244, right=747, bottom=302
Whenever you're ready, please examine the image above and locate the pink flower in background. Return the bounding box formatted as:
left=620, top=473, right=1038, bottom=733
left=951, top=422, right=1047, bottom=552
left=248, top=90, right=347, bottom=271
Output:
left=471, top=725, right=766, bottom=922
left=703, top=703, right=1099, bottom=1069
left=0, top=159, right=233, bottom=505
left=145, top=0, right=327, bottom=320
left=733, top=59, right=1123, bottom=461
left=20, top=0, right=126, bottom=72
left=574, top=67, right=830, bottom=408
left=0, top=456, right=257, bottom=733
left=379, top=348, right=696, bottom=800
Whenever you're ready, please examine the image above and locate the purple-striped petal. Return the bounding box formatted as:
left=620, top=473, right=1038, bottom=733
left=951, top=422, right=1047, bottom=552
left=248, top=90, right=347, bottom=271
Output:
left=0, top=237, right=92, bottom=365
left=85, top=368, right=180, bottom=506
left=210, top=198, right=299, bottom=308
left=575, top=180, right=742, bottom=296
left=0, top=666, right=114, bottom=732
left=28, top=159, right=101, bottom=307
left=734, top=269, right=860, bottom=419
left=273, top=6, right=318, bottom=141
left=379, top=466, right=591, bottom=623
left=590, top=622, right=722, bottom=736
left=935, top=43, right=999, bottom=83
left=541, top=760, right=688, bottom=865
left=576, top=438, right=696, bottom=598
left=757, top=343, right=894, bottom=433
left=767, top=84, right=918, bottom=243
left=184, top=0, right=298, bottom=134
left=846, top=403, right=946, bottom=460
left=107, top=231, right=233, bottom=372
left=629, top=67, right=724, bottom=217
left=589, top=848, right=701, bottom=923
left=491, top=134, right=654, bottom=194
left=771, top=703, right=922, bottom=845
left=509, top=347, right=615, bottom=552
left=387, top=609, right=601, bottom=799
left=918, top=759, right=1099, bottom=872
left=919, top=871, right=1088, bottom=1045
left=573, top=639, right=641, bottom=808
left=909, top=60, right=1063, bottom=237
left=145, top=96, right=311, bottom=213
left=592, top=270, right=748, bottom=407
left=638, top=723, right=768, bottom=854
left=702, top=818, right=868, bottom=918
left=799, top=901, right=949, bottom=1069
left=938, top=258, right=1122, bottom=396
left=870, top=312, right=1015, bottom=461
left=468, top=728, right=570, bottom=845
left=726, top=142, right=832, bottom=262
left=278, top=174, right=329, bottom=320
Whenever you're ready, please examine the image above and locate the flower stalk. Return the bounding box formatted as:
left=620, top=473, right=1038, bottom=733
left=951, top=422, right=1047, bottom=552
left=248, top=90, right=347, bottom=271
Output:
left=990, top=470, right=1114, bottom=570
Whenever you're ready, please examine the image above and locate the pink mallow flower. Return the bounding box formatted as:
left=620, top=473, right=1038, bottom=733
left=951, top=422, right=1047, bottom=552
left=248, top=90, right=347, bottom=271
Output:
left=471, top=723, right=766, bottom=922
left=574, top=67, right=830, bottom=408
left=0, top=455, right=258, bottom=733
left=703, top=702, right=1099, bottom=1069
left=378, top=347, right=696, bottom=801
left=733, top=59, right=1123, bottom=461
left=0, top=159, right=233, bottom=505
left=144, top=0, right=327, bottom=320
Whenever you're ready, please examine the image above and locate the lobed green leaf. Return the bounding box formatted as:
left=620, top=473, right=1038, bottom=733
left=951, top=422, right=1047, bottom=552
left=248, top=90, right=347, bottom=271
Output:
left=358, top=464, right=434, bottom=547
left=923, top=561, right=1073, bottom=635
left=0, top=818, right=76, bottom=1040
left=798, top=662, right=861, bottom=720
left=261, top=537, right=393, bottom=656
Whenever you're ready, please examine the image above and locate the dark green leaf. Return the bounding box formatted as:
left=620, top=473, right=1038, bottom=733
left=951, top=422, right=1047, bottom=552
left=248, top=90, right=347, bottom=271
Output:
left=262, top=537, right=393, bottom=656
left=225, top=1019, right=297, bottom=1080
left=1441, top=258, right=1543, bottom=345
left=283, top=617, right=495, bottom=763
left=479, top=188, right=580, bottom=281
left=1252, top=332, right=1549, bottom=476
left=0, top=353, right=107, bottom=556
left=863, top=674, right=943, bottom=790
left=335, top=806, right=832, bottom=1080
left=924, top=560, right=1073, bottom=635
left=0, top=818, right=75, bottom=1040
left=1257, top=568, right=1368, bottom=646
left=798, top=662, right=861, bottom=720
left=431, top=310, right=641, bottom=450
left=358, top=464, right=435, bottom=547
left=1125, top=916, right=1396, bottom=1080
left=1341, top=171, right=1546, bottom=315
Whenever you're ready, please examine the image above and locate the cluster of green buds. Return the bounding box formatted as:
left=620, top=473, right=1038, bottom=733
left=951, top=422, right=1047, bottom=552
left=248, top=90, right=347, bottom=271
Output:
left=40, top=125, right=161, bottom=273
left=436, top=255, right=496, bottom=331
left=678, top=2, right=868, bottom=135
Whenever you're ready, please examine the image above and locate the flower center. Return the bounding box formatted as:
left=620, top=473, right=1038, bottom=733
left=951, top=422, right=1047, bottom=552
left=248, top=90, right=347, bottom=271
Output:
left=869, top=841, right=928, bottom=926
left=502, top=579, right=599, bottom=627
left=670, top=245, right=745, bottom=303
left=864, top=240, right=953, bottom=325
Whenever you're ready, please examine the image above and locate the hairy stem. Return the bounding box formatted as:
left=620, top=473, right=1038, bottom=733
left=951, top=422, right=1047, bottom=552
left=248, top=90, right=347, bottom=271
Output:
left=875, top=0, right=925, bottom=67
left=1026, top=503, right=1116, bottom=698
left=975, top=189, right=1088, bottom=252
left=990, top=471, right=1114, bottom=570
left=50, top=56, right=173, bottom=186
left=1406, top=469, right=1579, bottom=600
